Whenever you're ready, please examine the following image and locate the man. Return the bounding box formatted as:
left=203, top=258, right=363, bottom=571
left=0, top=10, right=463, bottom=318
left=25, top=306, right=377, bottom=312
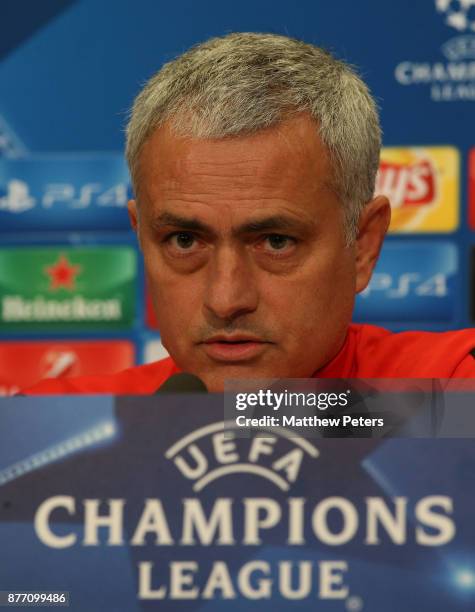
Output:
left=25, top=32, right=475, bottom=394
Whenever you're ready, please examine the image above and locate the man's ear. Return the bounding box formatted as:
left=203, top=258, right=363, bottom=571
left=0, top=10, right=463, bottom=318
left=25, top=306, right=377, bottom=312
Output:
left=128, top=199, right=142, bottom=249
left=355, top=195, right=391, bottom=294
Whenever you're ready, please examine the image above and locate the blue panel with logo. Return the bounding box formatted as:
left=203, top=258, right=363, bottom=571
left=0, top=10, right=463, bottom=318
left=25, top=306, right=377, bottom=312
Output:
left=353, top=242, right=458, bottom=325
left=1, top=395, right=475, bottom=611
left=0, top=156, right=131, bottom=232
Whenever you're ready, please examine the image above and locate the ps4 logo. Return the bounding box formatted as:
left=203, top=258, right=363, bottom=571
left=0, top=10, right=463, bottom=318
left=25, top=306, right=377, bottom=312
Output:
left=0, top=180, right=36, bottom=212
left=360, top=272, right=448, bottom=299
left=0, top=180, right=129, bottom=213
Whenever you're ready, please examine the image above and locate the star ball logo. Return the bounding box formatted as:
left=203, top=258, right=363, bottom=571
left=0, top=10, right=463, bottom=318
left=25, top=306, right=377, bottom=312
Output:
left=436, top=0, right=475, bottom=32
left=394, top=1, right=475, bottom=101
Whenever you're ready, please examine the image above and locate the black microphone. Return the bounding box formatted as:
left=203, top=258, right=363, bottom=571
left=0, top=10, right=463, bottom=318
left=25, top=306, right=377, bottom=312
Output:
left=155, top=372, right=208, bottom=394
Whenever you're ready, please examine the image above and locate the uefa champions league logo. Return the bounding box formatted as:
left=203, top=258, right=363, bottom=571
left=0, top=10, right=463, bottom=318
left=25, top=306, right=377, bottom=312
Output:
left=436, top=0, right=475, bottom=32
left=393, top=0, right=475, bottom=99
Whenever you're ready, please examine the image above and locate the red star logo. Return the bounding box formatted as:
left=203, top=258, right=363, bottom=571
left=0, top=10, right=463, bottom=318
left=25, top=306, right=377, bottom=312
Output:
left=44, top=254, right=82, bottom=291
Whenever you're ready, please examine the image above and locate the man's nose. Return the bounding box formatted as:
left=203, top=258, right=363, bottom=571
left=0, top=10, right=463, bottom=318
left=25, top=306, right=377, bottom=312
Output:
left=204, top=246, right=258, bottom=321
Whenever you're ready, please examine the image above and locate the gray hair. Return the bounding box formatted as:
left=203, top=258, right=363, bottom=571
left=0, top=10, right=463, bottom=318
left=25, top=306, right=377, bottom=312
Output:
left=126, top=32, right=381, bottom=242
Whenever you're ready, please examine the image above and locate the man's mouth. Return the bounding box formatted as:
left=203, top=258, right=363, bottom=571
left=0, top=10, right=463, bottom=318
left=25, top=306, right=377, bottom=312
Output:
left=201, top=335, right=269, bottom=362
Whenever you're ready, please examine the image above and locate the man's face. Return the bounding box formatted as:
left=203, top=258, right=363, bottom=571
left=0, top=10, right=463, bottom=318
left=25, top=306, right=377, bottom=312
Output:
left=129, top=114, right=387, bottom=391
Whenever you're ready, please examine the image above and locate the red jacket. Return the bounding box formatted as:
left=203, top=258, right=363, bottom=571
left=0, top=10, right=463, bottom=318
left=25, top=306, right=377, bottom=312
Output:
left=23, top=324, right=475, bottom=395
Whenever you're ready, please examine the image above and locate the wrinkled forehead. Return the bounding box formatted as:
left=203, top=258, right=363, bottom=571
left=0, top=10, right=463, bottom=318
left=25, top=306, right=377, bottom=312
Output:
left=134, top=113, right=337, bottom=205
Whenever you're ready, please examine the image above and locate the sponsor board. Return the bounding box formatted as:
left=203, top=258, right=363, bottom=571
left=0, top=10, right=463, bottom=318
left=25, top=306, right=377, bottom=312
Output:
left=0, top=340, right=135, bottom=396
left=0, top=246, right=136, bottom=331
left=354, top=242, right=458, bottom=323
left=0, top=155, right=131, bottom=231
left=376, top=147, right=459, bottom=233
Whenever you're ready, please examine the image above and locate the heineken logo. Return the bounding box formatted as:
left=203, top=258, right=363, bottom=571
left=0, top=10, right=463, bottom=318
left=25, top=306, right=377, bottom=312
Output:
left=0, top=246, right=136, bottom=330
left=44, top=254, right=82, bottom=291
left=2, top=296, right=122, bottom=322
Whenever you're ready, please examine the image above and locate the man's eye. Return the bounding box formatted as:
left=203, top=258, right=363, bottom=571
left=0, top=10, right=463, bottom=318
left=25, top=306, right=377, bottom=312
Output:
left=169, top=232, right=196, bottom=249
left=263, top=234, right=295, bottom=251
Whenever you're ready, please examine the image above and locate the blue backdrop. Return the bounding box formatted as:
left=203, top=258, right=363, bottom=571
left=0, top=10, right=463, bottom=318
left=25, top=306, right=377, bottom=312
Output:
left=0, top=0, right=474, bottom=386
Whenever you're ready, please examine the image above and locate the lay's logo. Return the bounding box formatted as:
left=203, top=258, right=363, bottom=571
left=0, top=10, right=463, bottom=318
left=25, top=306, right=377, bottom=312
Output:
left=376, top=147, right=459, bottom=233
left=377, top=159, right=436, bottom=208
